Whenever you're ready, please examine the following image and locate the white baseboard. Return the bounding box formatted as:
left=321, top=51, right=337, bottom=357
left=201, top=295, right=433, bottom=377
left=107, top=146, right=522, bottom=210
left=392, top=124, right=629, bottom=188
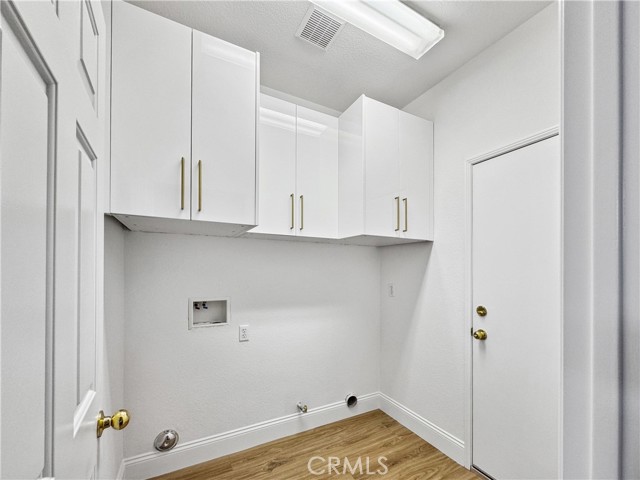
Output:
left=123, top=392, right=466, bottom=479
left=115, top=459, right=125, bottom=480
left=123, top=393, right=379, bottom=479
left=378, top=392, right=466, bottom=466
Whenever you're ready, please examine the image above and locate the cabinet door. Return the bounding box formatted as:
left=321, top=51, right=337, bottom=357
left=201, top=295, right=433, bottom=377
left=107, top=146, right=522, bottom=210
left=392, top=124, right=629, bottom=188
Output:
left=251, top=95, right=296, bottom=235
left=296, top=106, right=339, bottom=238
left=364, top=98, right=400, bottom=237
left=111, top=1, right=191, bottom=219
left=399, top=112, right=433, bottom=240
left=192, top=31, right=257, bottom=226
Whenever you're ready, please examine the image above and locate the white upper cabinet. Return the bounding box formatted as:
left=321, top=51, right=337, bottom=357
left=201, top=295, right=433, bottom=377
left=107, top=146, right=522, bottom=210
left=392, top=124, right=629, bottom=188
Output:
left=111, top=1, right=192, bottom=220
left=296, top=106, right=338, bottom=238
left=191, top=31, right=258, bottom=227
left=251, top=94, right=338, bottom=239
left=399, top=111, right=433, bottom=240
left=363, top=99, right=400, bottom=238
left=251, top=95, right=297, bottom=236
left=339, top=95, right=433, bottom=244
left=110, top=3, right=258, bottom=235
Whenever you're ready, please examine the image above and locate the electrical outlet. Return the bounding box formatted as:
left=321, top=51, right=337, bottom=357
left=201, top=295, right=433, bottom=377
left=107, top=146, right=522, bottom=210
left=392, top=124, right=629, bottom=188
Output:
left=239, top=325, right=249, bottom=342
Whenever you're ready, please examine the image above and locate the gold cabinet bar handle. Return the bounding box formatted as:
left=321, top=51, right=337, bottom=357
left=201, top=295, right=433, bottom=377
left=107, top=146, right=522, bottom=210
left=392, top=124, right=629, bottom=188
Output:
left=299, top=195, right=304, bottom=230
left=403, top=198, right=408, bottom=232
left=198, top=160, right=202, bottom=212
left=394, top=196, right=400, bottom=231
left=180, top=157, right=185, bottom=210
left=290, top=193, right=294, bottom=230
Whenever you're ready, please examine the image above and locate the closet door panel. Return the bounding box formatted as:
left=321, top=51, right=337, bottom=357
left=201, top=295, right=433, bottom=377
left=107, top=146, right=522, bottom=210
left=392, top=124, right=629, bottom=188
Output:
left=399, top=111, right=433, bottom=240
left=252, top=95, right=296, bottom=235
left=296, top=106, right=338, bottom=238
left=111, top=1, right=191, bottom=219
left=364, top=98, right=399, bottom=237
left=192, top=31, right=257, bottom=226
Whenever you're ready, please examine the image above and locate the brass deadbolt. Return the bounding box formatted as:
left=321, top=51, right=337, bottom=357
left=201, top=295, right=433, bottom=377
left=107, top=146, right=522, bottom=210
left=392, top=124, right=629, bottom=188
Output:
left=97, top=409, right=130, bottom=438
left=476, top=305, right=487, bottom=317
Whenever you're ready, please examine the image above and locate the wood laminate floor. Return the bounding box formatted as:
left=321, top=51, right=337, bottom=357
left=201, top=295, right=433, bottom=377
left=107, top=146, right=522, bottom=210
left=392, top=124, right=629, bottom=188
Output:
left=151, top=410, right=480, bottom=480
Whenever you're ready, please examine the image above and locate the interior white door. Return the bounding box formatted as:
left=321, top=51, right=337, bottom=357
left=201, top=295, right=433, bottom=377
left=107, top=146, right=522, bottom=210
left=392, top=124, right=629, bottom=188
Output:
left=111, top=0, right=191, bottom=220
left=251, top=94, right=297, bottom=236
left=296, top=106, right=338, bottom=238
left=191, top=31, right=257, bottom=226
left=472, top=135, right=561, bottom=479
left=0, top=1, right=109, bottom=478
left=55, top=1, right=108, bottom=478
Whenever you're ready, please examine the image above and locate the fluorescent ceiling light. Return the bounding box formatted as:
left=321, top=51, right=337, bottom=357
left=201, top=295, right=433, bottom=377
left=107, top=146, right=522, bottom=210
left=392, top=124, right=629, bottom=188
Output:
left=309, top=0, right=444, bottom=60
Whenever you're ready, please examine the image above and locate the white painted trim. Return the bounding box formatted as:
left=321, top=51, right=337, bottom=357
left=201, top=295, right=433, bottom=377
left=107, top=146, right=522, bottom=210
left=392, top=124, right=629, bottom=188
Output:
left=378, top=393, right=465, bottom=466
left=123, top=393, right=467, bottom=479
left=561, top=2, right=622, bottom=478
left=123, top=393, right=379, bottom=479
left=466, top=126, right=559, bottom=166
left=464, top=127, right=561, bottom=471
left=115, top=460, right=125, bottom=480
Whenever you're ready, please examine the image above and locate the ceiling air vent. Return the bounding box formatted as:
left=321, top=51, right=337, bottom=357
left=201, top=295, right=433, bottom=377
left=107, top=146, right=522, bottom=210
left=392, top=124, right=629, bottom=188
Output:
left=296, top=5, right=345, bottom=51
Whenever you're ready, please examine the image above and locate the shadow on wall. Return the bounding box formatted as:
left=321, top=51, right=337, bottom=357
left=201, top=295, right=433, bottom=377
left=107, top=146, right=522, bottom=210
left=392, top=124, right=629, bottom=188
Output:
left=380, top=242, right=436, bottom=395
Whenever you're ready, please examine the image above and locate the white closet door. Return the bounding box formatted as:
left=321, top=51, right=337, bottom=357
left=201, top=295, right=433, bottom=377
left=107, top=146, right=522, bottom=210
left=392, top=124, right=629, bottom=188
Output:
left=111, top=1, right=191, bottom=219
left=252, top=95, right=297, bottom=235
left=398, top=111, right=433, bottom=240
left=191, top=31, right=257, bottom=226
left=296, top=106, right=339, bottom=239
left=364, top=97, right=400, bottom=237
left=472, top=135, right=561, bottom=479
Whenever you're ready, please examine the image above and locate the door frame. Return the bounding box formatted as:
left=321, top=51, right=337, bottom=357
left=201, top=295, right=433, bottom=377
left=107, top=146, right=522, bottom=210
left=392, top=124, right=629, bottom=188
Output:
left=464, top=126, right=561, bottom=473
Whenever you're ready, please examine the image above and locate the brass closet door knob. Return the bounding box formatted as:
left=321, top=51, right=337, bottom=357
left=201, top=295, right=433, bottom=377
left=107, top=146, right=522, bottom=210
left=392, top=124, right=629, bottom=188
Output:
left=473, top=329, right=488, bottom=340
left=97, top=409, right=130, bottom=438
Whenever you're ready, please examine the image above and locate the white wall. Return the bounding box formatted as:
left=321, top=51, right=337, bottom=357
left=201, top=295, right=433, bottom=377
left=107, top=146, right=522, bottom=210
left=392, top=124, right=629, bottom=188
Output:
left=380, top=3, right=559, bottom=448
left=123, top=233, right=380, bottom=458
left=101, top=216, right=126, bottom=479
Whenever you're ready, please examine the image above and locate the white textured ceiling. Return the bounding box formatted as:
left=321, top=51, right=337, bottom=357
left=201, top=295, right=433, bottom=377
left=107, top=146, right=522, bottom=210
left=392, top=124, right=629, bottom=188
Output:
left=127, top=0, right=551, bottom=111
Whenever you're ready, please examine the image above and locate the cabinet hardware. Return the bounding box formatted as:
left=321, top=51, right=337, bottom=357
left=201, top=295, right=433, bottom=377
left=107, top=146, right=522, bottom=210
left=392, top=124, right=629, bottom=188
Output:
left=290, top=193, right=295, bottom=230
left=395, top=197, right=400, bottom=231
left=300, top=195, right=304, bottom=230
left=180, top=157, right=185, bottom=210
left=198, top=160, right=202, bottom=212
left=403, top=198, right=408, bottom=232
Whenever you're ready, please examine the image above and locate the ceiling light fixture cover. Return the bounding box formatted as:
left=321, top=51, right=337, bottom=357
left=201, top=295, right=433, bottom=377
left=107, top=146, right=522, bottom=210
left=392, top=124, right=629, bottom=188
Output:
left=309, top=0, right=444, bottom=59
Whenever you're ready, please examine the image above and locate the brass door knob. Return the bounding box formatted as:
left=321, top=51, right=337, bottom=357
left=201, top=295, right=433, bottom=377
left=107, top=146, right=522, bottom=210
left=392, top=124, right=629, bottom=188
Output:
left=97, top=409, right=130, bottom=438
left=476, top=305, right=487, bottom=317
left=473, top=329, right=488, bottom=340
